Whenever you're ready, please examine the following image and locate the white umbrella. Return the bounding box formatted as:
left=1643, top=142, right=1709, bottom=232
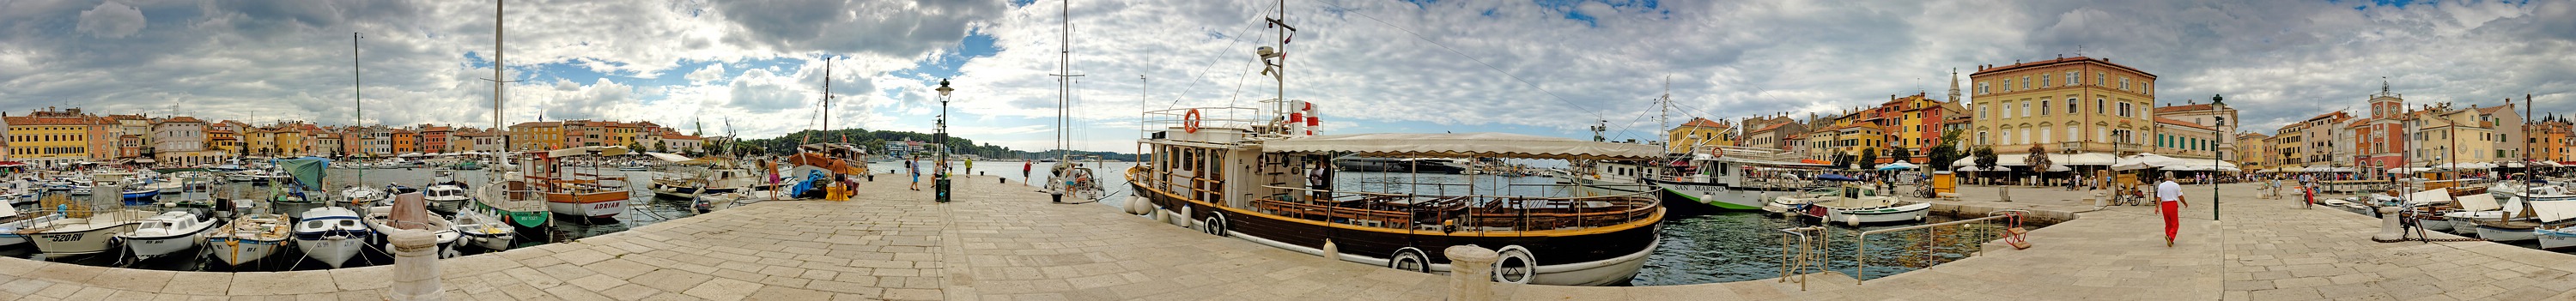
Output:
left=1956, top=166, right=1982, bottom=172
left=2046, top=165, right=2073, bottom=172
left=1876, top=162, right=1919, bottom=171
left=2112, top=153, right=2190, bottom=171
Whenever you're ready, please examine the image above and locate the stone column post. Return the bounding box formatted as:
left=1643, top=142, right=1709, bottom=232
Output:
left=386, top=229, right=445, bottom=300
left=2372, top=207, right=2404, bottom=242
left=1445, top=245, right=1498, bottom=301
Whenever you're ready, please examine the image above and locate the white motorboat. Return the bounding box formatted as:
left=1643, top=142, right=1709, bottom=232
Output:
left=363, top=205, right=459, bottom=258
left=342, top=185, right=388, bottom=206
left=422, top=184, right=471, bottom=213
left=22, top=209, right=151, bottom=255
left=293, top=206, right=372, bottom=268
left=1767, top=185, right=1930, bottom=226
left=207, top=213, right=292, bottom=267
left=119, top=211, right=218, bottom=260
left=450, top=209, right=515, bottom=250
left=0, top=206, right=59, bottom=247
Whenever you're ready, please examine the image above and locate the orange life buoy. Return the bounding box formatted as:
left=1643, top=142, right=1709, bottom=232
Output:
left=1182, top=109, right=1203, bottom=133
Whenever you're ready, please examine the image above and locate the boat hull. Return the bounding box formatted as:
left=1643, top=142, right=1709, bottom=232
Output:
left=1646, top=178, right=1793, bottom=213
left=206, top=238, right=284, bottom=266
left=30, top=223, right=140, bottom=255
left=463, top=232, right=514, bottom=250
left=1813, top=202, right=1933, bottom=226
left=297, top=237, right=367, bottom=268
left=2540, top=229, right=2576, bottom=250
left=2475, top=225, right=2537, bottom=242
left=1134, top=182, right=1661, bottom=286
left=125, top=231, right=207, bottom=259
left=546, top=198, right=627, bottom=219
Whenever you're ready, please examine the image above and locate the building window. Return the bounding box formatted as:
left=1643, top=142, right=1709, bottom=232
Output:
left=2068, top=71, right=2080, bottom=86
left=2121, top=77, right=2130, bottom=90
left=2067, top=98, right=2078, bottom=113
left=2003, top=79, right=2013, bottom=92
left=2021, top=76, right=2031, bottom=89
left=2020, top=101, right=2029, bottom=118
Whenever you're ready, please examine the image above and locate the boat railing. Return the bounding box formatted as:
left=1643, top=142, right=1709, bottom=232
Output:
left=1256, top=184, right=1659, bottom=232
left=1143, top=107, right=1272, bottom=133
left=1776, top=226, right=1830, bottom=291
left=1851, top=209, right=2029, bottom=285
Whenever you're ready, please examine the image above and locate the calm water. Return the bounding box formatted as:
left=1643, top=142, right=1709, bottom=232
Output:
left=2, top=166, right=698, bottom=271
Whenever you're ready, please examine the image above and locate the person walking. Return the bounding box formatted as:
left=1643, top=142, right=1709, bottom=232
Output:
left=908, top=157, right=922, bottom=191
left=1023, top=160, right=1034, bottom=179
left=965, top=159, right=975, bottom=176
left=2157, top=172, right=2188, bottom=247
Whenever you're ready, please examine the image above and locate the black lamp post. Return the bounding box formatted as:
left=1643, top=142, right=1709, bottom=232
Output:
left=934, top=79, right=954, bottom=202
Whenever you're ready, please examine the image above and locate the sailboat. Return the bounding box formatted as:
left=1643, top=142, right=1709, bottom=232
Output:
left=470, top=0, right=553, bottom=229
left=1041, top=0, right=1101, bottom=203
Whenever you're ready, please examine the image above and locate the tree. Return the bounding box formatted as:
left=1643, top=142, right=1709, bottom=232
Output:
left=1890, top=147, right=1913, bottom=166
left=654, top=141, right=669, bottom=153
left=1857, top=149, right=1879, bottom=170
left=1973, top=146, right=2002, bottom=201
left=1928, top=129, right=1962, bottom=171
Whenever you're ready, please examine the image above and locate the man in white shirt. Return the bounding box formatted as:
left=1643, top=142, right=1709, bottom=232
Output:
left=2157, top=172, right=2188, bottom=247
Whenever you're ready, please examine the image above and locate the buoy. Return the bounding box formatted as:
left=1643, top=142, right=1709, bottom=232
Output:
left=1123, top=196, right=1151, bottom=214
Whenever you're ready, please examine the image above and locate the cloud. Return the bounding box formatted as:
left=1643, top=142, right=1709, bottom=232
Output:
left=74, top=2, right=146, bottom=39
left=684, top=63, right=726, bottom=84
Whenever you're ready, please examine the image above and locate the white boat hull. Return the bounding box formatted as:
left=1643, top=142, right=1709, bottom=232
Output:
left=2418, top=218, right=2452, bottom=232
left=297, top=237, right=367, bottom=268
left=0, top=234, right=24, bottom=246
left=31, top=224, right=138, bottom=255
left=547, top=201, right=626, bottom=219
left=124, top=232, right=207, bottom=259
left=464, top=232, right=514, bottom=250
left=1822, top=202, right=1933, bottom=226
left=207, top=238, right=285, bottom=266
left=2540, top=229, right=2576, bottom=250
left=2475, top=225, right=2537, bottom=242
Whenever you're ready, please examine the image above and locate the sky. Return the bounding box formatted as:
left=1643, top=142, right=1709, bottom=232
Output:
left=0, top=0, right=2571, bottom=154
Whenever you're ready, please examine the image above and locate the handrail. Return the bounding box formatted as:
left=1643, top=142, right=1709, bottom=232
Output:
left=1777, top=226, right=1828, bottom=291
left=1852, top=212, right=2024, bottom=284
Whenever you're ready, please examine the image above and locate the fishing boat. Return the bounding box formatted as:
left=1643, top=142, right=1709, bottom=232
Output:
left=206, top=213, right=291, bottom=267
left=21, top=209, right=151, bottom=255
left=450, top=209, right=515, bottom=250
left=520, top=147, right=631, bottom=220
left=342, top=185, right=389, bottom=206
left=293, top=206, right=371, bottom=268
left=780, top=143, right=867, bottom=199
left=1123, top=11, right=1659, bottom=284
left=651, top=158, right=762, bottom=199
left=1765, top=184, right=1929, bottom=226
left=118, top=211, right=219, bottom=260
left=270, top=157, right=337, bottom=203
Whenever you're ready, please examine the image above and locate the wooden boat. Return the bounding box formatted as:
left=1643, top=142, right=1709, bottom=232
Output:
left=207, top=213, right=291, bottom=266
left=364, top=196, right=459, bottom=258
left=451, top=209, right=515, bottom=250
left=524, top=147, right=632, bottom=220
left=1766, top=185, right=1929, bottom=226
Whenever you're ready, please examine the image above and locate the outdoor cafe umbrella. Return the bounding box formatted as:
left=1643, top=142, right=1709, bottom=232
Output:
left=1876, top=162, right=1918, bottom=171
left=2111, top=153, right=2191, bottom=171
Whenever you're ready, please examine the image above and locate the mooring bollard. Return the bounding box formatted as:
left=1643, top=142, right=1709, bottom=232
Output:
left=2372, top=207, right=2404, bottom=242
left=1445, top=245, right=1498, bottom=301
left=386, top=229, right=445, bottom=301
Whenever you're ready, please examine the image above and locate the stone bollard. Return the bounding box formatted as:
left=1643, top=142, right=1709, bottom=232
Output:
left=386, top=229, right=445, bottom=301
left=1445, top=245, right=1498, bottom=301
left=2372, top=207, right=2404, bottom=242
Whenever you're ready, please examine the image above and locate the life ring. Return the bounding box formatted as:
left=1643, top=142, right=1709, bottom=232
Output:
left=1204, top=213, right=1229, bottom=237
left=1182, top=109, right=1203, bottom=133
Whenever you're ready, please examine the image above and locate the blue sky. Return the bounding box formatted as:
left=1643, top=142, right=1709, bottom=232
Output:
left=2, top=0, right=2573, bottom=154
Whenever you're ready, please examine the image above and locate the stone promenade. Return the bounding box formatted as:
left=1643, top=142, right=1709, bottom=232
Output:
left=0, top=177, right=2571, bottom=300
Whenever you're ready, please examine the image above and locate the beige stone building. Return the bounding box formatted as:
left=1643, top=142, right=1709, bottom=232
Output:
left=1967, top=57, right=2157, bottom=157
left=2152, top=98, right=2239, bottom=160
left=2409, top=104, right=2497, bottom=166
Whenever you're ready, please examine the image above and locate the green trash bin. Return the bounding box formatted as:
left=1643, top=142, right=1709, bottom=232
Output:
left=935, top=178, right=952, bottom=202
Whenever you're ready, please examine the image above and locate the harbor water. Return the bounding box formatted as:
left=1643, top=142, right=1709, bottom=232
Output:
left=2, top=167, right=698, bottom=272
left=893, top=160, right=2015, bottom=286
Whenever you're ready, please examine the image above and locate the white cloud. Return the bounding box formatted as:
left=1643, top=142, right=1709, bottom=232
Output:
left=74, top=2, right=146, bottom=39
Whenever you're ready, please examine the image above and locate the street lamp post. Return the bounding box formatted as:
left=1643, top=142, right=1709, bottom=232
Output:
left=934, top=79, right=955, bottom=202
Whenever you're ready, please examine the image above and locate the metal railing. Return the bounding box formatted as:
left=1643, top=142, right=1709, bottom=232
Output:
left=1852, top=209, right=2029, bottom=284
left=1776, top=226, right=1829, bottom=291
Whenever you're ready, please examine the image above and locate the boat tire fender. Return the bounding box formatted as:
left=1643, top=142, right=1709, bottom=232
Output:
left=1204, top=213, right=1229, bottom=237
left=1388, top=247, right=1431, bottom=273
left=1493, top=245, right=1536, bottom=284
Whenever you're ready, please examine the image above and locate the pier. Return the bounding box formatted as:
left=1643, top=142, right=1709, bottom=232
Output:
left=0, top=178, right=2572, bottom=300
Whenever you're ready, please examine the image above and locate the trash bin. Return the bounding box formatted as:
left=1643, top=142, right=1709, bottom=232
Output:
left=935, top=178, right=952, bottom=202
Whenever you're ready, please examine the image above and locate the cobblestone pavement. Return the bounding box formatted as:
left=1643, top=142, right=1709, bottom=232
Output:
left=3, top=177, right=2572, bottom=300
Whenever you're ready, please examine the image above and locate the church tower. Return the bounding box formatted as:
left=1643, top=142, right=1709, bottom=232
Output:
left=2367, top=78, right=2403, bottom=119
left=1947, top=68, right=1963, bottom=103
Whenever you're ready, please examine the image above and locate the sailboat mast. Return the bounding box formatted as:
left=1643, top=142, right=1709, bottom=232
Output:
left=823, top=57, right=831, bottom=134
left=1051, top=0, right=1084, bottom=162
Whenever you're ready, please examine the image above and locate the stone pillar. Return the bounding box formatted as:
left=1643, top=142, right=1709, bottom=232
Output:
left=1445, top=245, right=1498, bottom=301
left=2372, top=207, right=2404, bottom=242
left=386, top=229, right=445, bottom=301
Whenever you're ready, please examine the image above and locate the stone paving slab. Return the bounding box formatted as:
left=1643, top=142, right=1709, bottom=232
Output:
left=0, top=175, right=2570, bottom=300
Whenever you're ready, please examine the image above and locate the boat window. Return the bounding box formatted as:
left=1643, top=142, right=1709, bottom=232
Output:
left=306, top=220, right=322, bottom=228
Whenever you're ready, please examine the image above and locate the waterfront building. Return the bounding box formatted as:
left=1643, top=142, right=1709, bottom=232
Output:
left=1735, top=114, right=1804, bottom=151
left=2151, top=117, right=2220, bottom=160
left=151, top=116, right=224, bottom=166
left=2152, top=98, right=2239, bottom=160
left=1878, top=93, right=1963, bottom=163
left=660, top=132, right=703, bottom=154
left=2236, top=132, right=2271, bottom=172
left=2473, top=100, right=2525, bottom=162
left=5, top=107, right=102, bottom=166
left=109, top=114, right=149, bottom=160
left=2534, top=117, right=2570, bottom=163
left=1665, top=117, right=1732, bottom=154
left=2271, top=111, right=2352, bottom=171
left=420, top=125, right=451, bottom=154
left=508, top=121, right=562, bottom=151
left=2409, top=104, right=2496, bottom=167
left=246, top=127, right=276, bottom=157
left=392, top=128, right=417, bottom=154
left=1966, top=56, right=2158, bottom=158
left=2352, top=83, right=2409, bottom=174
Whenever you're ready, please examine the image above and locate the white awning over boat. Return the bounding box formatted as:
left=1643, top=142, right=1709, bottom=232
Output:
left=543, top=146, right=632, bottom=158
left=645, top=152, right=693, bottom=163
left=1261, top=133, right=1663, bottom=160
left=2535, top=200, right=2576, bottom=223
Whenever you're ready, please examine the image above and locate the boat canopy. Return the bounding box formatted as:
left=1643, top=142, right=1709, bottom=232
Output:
left=274, top=157, right=331, bottom=188
left=542, top=146, right=632, bottom=158
left=1261, top=133, right=1662, bottom=160
left=644, top=152, right=694, bottom=163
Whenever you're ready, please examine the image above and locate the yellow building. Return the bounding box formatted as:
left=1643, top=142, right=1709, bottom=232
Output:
left=2234, top=132, right=2270, bottom=172
left=509, top=121, right=565, bottom=151
left=5, top=108, right=103, bottom=166
left=1665, top=117, right=1733, bottom=154
left=2411, top=104, right=2497, bottom=166
left=1967, top=57, right=2156, bottom=156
